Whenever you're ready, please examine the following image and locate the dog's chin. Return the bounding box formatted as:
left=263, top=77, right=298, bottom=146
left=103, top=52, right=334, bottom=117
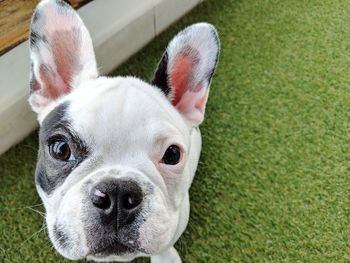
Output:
left=86, top=242, right=149, bottom=262
left=52, top=243, right=88, bottom=261
left=51, top=232, right=145, bottom=262
left=54, top=242, right=142, bottom=262
left=86, top=252, right=140, bottom=262
left=87, top=242, right=141, bottom=260
left=49, top=232, right=88, bottom=260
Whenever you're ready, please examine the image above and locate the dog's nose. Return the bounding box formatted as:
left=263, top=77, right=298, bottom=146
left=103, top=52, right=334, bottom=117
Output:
left=90, top=179, right=143, bottom=229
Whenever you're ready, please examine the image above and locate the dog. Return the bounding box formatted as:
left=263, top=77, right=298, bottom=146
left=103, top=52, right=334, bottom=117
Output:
left=28, top=0, right=219, bottom=262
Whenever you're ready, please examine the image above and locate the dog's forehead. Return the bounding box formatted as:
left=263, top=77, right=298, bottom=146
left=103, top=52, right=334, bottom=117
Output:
left=65, top=77, right=189, bottom=150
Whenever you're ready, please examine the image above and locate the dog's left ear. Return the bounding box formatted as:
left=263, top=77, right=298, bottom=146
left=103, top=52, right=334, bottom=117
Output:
left=29, top=0, right=98, bottom=114
left=151, top=23, right=220, bottom=127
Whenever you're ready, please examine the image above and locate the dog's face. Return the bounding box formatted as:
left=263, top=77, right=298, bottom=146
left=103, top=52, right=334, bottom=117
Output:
left=29, top=0, right=219, bottom=261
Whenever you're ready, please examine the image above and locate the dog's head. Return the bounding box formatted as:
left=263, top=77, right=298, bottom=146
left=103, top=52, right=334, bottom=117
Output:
left=29, top=0, right=219, bottom=261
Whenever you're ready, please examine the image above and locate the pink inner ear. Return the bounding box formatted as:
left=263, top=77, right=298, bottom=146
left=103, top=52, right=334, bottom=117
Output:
left=35, top=30, right=81, bottom=100
left=38, top=64, right=66, bottom=99
left=168, top=53, right=209, bottom=126
left=195, top=94, right=208, bottom=111
left=175, top=86, right=208, bottom=126
left=52, top=31, right=79, bottom=92
left=170, top=55, right=193, bottom=105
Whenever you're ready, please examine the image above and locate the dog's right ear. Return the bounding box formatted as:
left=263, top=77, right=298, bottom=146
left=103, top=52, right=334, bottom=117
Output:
left=29, top=0, right=98, bottom=115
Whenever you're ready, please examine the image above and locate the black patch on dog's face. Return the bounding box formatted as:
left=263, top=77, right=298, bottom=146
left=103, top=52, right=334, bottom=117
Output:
left=205, top=27, right=220, bottom=81
left=30, top=29, right=49, bottom=48
left=30, top=9, right=48, bottom=48
left=57, top=0, right=71, bottom=7
left=32, top=8, right=40, bottom=23
left=30, top=31, right=40, bottom=47
left=151, top=51, right=171, bottom=97
left=35, top=102, right=89, bottom=194
left=53, top=224, right=69, bottom=248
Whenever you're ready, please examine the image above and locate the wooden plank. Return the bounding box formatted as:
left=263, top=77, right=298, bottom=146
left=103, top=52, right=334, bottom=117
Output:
left=0, top=0, right=91, bottom=56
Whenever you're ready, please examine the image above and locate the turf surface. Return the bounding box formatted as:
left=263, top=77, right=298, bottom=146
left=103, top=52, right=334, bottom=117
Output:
left=2, top=0, right=350, bottom=262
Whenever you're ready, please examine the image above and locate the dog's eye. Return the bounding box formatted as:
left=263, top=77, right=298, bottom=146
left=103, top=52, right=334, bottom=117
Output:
left=49, top=140, right=72, bottom=161
left=162, top=145, right=181, bottom=165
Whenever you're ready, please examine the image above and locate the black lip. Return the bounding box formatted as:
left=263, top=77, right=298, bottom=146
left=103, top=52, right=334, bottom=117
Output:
left=89, top=237, right=152, bottom=259
left=89, top=238, right=135, bottom=256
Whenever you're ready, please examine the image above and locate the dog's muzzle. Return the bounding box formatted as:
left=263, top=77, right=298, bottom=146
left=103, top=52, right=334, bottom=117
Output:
left=80, top=175, right=148, bottom=256
left=89, top=179, right=143, bottom=230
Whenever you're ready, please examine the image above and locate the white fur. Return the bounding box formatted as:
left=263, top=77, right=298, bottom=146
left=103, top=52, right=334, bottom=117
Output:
left=35, top=77, right=201, bottom=262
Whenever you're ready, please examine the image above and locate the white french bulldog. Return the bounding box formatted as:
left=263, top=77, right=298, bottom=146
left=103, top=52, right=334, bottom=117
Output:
left=28, top=0, right=219, bottom=262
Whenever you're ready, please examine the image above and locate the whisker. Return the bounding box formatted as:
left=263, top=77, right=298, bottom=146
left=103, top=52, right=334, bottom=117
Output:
left=27, top=203, right=43, bottom=208
left=18, top=225, right=46, bottom=250
left=0, top=203, right=44, bottom=212
left=26, top=206, right=45, bottom=218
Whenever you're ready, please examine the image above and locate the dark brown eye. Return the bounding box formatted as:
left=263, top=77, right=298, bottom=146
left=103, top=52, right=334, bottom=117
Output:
left=162, top=145, right=181, bottom=165
left=49, top=140, right=71, bottom=161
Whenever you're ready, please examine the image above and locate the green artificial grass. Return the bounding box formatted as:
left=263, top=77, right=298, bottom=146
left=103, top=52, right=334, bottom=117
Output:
left=2, top=0, right=350, bottom=262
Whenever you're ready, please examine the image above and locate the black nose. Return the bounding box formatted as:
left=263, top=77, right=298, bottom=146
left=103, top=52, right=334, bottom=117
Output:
left=90, top=179, right=143, bottom=229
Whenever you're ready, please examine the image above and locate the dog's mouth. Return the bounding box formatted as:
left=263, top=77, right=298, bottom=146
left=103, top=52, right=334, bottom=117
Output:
left=88, top=239, right=134, bottom=257
left=84, top=224, right=146, bottom=257
left=91, top=233, right=147, bottom=254
left=52, top=222, right=146, bottom=260
left=86, top=238, right=150, bottom=262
